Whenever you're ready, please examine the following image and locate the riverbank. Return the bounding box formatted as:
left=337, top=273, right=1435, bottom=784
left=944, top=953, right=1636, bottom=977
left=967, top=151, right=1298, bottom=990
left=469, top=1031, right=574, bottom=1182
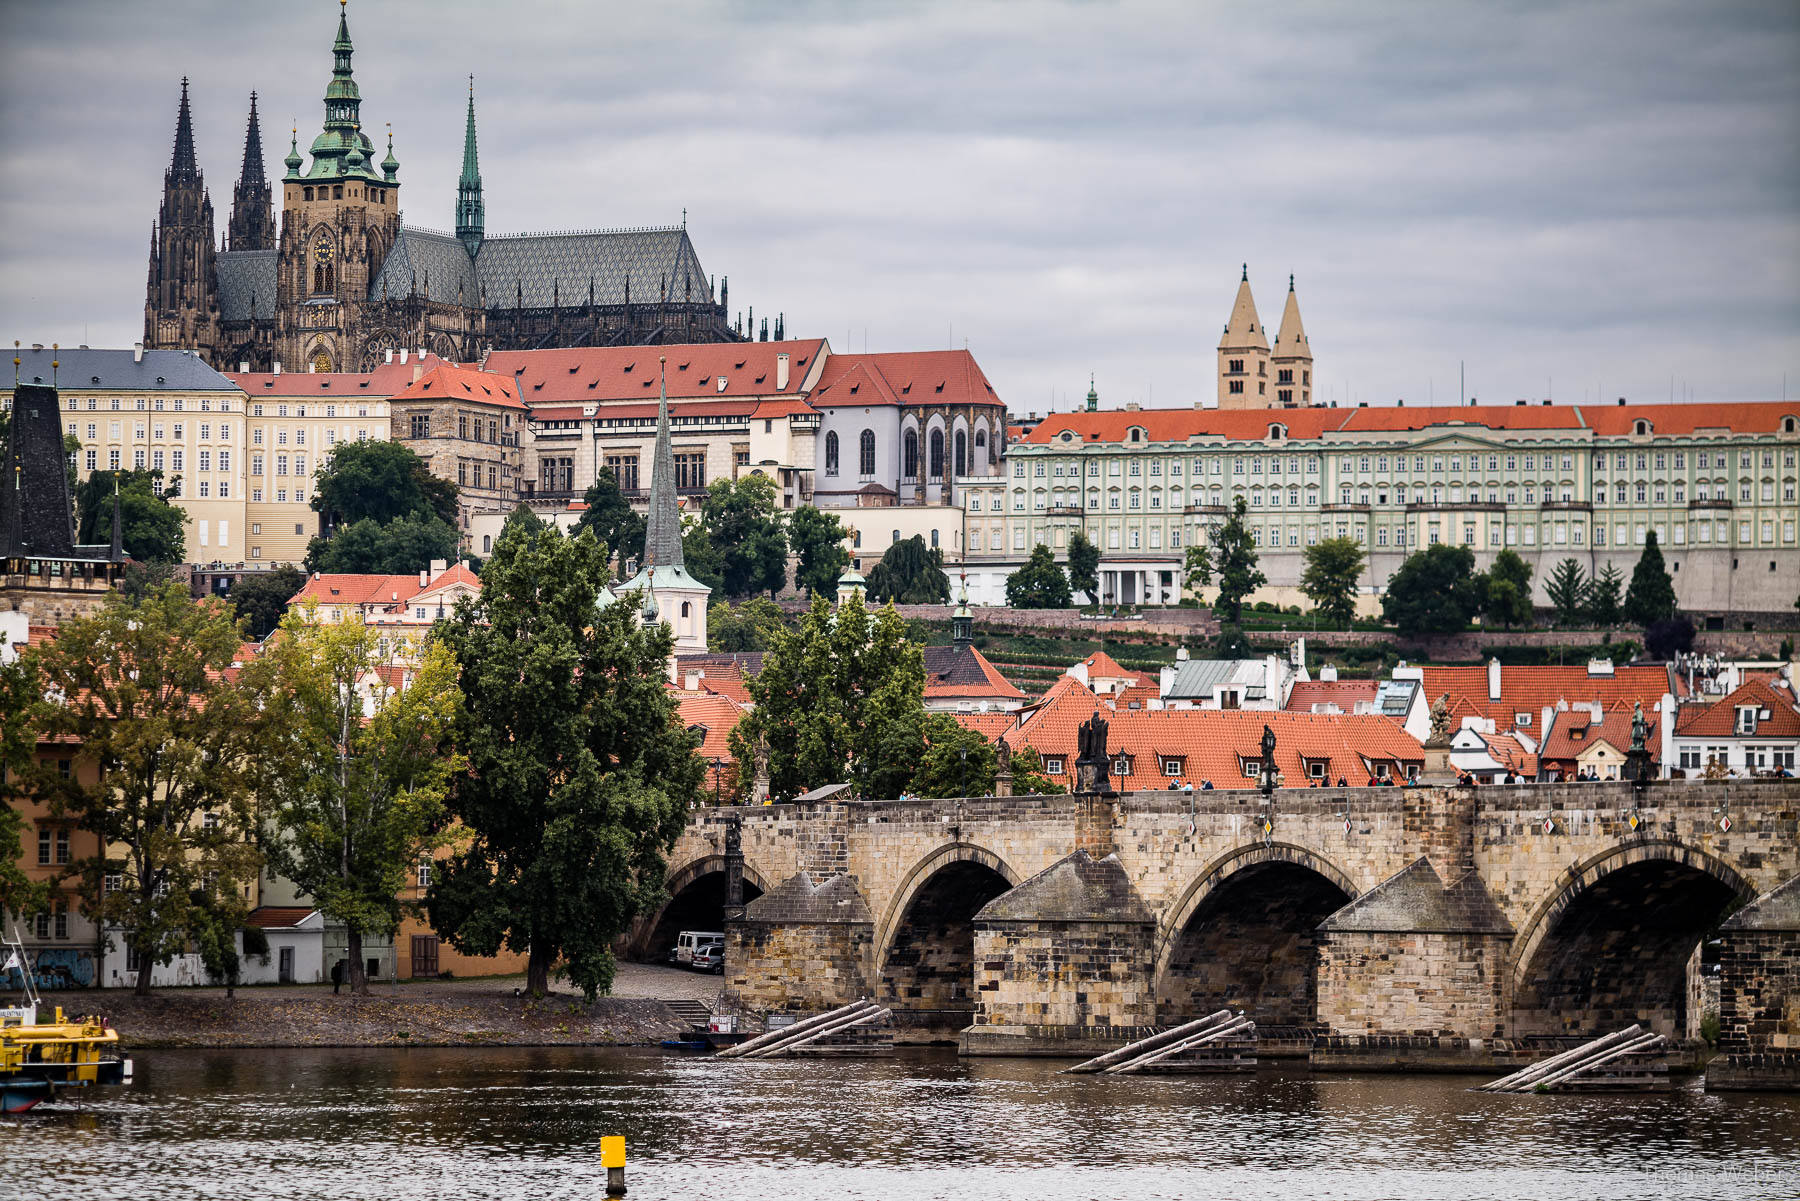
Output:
left=78, top=965, right=723, bottom=1049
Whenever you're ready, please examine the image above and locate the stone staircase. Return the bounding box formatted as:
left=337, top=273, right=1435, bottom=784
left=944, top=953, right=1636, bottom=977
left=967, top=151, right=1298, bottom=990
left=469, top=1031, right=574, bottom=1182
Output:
left=663, top=999, right=710, bottom=1031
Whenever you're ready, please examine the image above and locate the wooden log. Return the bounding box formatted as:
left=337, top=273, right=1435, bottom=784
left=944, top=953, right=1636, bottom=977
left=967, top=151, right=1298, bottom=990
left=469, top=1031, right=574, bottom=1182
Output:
left=1534, top=1033, right=1667, bottom=1092
left=747, top=1005, right=891, bottom=1059
left=1061, top=1010, right=1235, bottom=1075
left=1476, top=1026, right=1642, bottom=1093
left=1107, top=1019, right=1257, bottom=1074
left=716, top=1001, right=878, bottom=1059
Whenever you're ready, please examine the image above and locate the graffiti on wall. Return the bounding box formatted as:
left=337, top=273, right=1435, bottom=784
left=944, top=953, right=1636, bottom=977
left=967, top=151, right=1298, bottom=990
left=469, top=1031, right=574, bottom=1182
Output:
left=2, top=948, right=97, bottom=990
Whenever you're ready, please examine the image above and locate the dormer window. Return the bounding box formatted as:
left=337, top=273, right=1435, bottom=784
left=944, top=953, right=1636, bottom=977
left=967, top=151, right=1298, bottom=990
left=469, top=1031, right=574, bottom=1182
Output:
left=1113, top=755, right=1134, bottom=777
left=1634, top=419, right=1651, bottom=436
left=1162, top=757, right=1184, bottom=777
left=1736, top=706, right=1758, bottom=735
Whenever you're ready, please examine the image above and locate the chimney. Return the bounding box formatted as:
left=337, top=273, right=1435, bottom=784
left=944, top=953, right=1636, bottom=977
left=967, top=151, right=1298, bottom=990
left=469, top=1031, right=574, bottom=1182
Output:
left=1320, top=662, right=1338, bottom=682
left=385, top=348, right=395, bottom=364
left=273, top=361, right=282, bottom=375
left=413, top=364, right=423, bottom=383
left=429, top=559, right=447, bottom=575
left=133, top=343, right=144, bottom=363
left=1159, top=664, right=1175, bottom=695
left=417, top=347, right=426, bottom=363
left=419, top=570, right=429, bottom=589
left=399, top=348, right=408, bottom=364
left=685, top=671, right=701, bottom=691
left=1487, top=656, right=1502, bottom=701
left=776, top=352, right=790, bottom=391
left=1175, top=644, right=1190, bottom=662
left=239, top=361, right=249, bottom=373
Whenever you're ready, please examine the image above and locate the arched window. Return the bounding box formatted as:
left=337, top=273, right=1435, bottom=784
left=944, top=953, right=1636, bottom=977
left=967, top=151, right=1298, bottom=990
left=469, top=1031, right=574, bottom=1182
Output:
left=975, top=429, right=987, bottom=449
left=903, top=429, right=919, bottom=479
left=303, top=187, right=314, bottom=202
left=930, top=429, right=945, bottom=479
left=824, top=430, right=840, bottom=474
left=859, top=428, right=876, bottom=477
left=954, top=431, right=967, bottom=478
left=681, top=601, right=692, bottom=618
left=930, top=529, right=940, bottom=548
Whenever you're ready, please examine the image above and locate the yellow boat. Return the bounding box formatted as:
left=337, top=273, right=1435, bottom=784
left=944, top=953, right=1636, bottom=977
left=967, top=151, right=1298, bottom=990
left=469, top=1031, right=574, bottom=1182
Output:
left=0, top=1005, right=132, bottom=1113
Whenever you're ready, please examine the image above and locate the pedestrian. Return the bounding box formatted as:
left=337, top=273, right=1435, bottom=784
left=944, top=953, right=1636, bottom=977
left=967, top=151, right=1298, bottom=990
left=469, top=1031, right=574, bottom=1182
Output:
left=331, top=958, right=345, bottom=995
left=1201, top=779, right=1215, bottom=791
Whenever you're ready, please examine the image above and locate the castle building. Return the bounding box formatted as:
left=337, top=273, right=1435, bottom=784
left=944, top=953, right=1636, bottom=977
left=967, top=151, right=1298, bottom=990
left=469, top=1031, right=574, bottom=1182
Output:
left=1217, top=267, right=1313, bottom=410
left=143, top=2, right=735, bottom=376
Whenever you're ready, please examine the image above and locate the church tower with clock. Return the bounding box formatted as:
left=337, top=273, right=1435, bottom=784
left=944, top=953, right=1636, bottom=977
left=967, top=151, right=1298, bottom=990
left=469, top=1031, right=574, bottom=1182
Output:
left=272, top=0, right=402, bottom=373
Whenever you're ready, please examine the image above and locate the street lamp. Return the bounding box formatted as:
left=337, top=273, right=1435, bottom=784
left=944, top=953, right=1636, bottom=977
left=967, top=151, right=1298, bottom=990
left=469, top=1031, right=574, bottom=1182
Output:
left=960, top=745, right=970, bottom=799
left=709, top=756, right=724, bottom=807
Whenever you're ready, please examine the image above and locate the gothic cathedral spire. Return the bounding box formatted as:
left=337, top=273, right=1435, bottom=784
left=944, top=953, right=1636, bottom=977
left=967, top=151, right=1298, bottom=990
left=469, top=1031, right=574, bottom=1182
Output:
left=624, top=356, right=710, bottom=653
left=228, top=92, right=275, bottom=251
left=456, top=76, right=485, bottom=257
left=144, top=77, right=220, bottom=357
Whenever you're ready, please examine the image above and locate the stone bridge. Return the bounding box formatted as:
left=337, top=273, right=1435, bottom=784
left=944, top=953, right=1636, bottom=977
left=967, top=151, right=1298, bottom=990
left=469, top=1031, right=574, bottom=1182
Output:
left=633, top=779, right=1800, bottom=1078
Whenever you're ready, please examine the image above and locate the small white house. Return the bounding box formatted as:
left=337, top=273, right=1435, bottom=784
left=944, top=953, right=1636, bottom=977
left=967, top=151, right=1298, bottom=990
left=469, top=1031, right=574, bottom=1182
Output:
left=1670, top=676, right=1800, bottom=779
left=240, top=908, right=325, bottom=985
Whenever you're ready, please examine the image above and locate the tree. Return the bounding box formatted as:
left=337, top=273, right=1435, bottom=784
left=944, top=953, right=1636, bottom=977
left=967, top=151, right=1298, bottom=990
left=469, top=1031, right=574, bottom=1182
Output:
left=681, top=523, right=725, bottom=594
left=305, top=513, right=460, bottom=574
left=574, top=468, right=645, bottom=569
left=73, top=469, right=186, bottom=564
left=0, top=655, right=48, bottom=920
left=701, top=474, right=788, bottom=598
left=729, top=593, right=927, bottom=802
left=1009, top=745, right=1067, bottom=796
left=1006, top=544, right=1072, bottom=609
left=428, top=523, right=701, bottom=998
left=1381, top=544, right=1484, bottom=636
left=708, top=595, right=787, bottom=652
left=1645, top=615, right=1696, bottom=659
left=1214, top=624, right=1252, bottom=660
left=910, top=713, right=999, bottom=799
left=1066, top=531, right=1101, bottom=604
left=1624, top=531, right=1678, bottom=626
left=1182, top=542, right=1214, bottom=602
left=500, top=503, right=546, bottom=544
left=1482, top=549, right=1535, bottom=630
left=1586, top=564, right=1624, bottom=627
left=1210, top=497, right=1266, bottom=624
left=1545, top=559, right=1590, bottom=627
left=311, top=439, right=458, bottom=529
left=247, top=605, right=462, bottom=996
left=1299, top=537, right=1365, bottom=629
left=866, top=536, right=950, bottom=604
left=227, top=565, right=307, bottom=640
left=31, top=585, right=262, bottom=995
left=788, top=506, right=850, bottom=599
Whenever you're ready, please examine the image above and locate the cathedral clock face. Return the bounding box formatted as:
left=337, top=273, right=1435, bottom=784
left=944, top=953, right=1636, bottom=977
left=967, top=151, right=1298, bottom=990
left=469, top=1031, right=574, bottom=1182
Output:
left=314, top=241, right=334, bottom=264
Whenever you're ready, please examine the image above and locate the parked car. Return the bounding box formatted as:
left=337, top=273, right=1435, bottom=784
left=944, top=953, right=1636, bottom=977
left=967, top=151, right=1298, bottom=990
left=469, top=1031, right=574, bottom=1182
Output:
left=690, top=944, right=724, bottom=974
left=670, top=930, right=725, bottom=968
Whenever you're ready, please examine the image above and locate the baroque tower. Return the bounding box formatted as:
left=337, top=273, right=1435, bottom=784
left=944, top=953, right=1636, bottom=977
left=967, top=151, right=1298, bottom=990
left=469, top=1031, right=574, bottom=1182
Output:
left=274, top=0, right=401, bottom=373
left=227, top=92, right=276, bottom=251
left=144, top=78, right=220, bottom=355
left=1216, top=264, right=1269, bottom=410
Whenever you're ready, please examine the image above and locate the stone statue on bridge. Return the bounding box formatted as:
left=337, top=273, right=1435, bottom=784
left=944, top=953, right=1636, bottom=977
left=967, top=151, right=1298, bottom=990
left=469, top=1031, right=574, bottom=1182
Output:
left=1075, top=713, right=1114, bottom=796
left=1427, top=692, right=1453, bottom=746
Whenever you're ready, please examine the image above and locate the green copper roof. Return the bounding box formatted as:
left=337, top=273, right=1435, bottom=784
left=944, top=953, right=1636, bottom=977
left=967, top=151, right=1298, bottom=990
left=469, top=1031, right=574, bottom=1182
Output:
left=456, top=78, right=484, bottom=253
left=381, top=126, right=399, bottom=182
left=284, top=127, right=303, bottom=179
left=305, top=1, right=383, bottom=182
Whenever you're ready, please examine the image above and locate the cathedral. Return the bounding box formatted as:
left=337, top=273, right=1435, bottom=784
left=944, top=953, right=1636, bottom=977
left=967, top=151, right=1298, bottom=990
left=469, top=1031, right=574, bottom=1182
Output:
left=144, top=2, right=737, bottom=373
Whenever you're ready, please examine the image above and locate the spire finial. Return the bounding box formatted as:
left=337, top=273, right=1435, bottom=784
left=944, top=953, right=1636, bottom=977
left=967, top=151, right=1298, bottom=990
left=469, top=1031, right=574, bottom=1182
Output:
left=1241, top=262, right=1248, bottom=282
left=1289, top=273, right=1294, bottom=292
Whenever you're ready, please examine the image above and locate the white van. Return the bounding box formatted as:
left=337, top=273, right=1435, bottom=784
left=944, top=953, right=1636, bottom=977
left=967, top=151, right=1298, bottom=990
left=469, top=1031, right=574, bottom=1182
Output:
left=671, top=930, right=725, bottom=967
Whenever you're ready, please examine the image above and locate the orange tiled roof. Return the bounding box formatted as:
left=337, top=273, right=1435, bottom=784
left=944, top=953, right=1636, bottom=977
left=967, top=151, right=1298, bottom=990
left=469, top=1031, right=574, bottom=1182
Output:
left=487, top=340, right=827, bottom=403
left=951, top=711, right=1025, bottom=741
left=1020, top=407, right=1347, bottom=446
left=1674, top=679, right=1800, bottom=738
left=289, top=573, right=424, bottom=608
left=1286, top=680, right=1380, bottom=711
left=678, top=692, right=747, bottom=764
left=1079, top=651, right=1136, bottom=681
left=1418, top=664, right=1670, bottom=732
left=390, top=362, right=523, bottom=410
left=1482, top=731, right=1539, bottom=777
left=246, top=906, right=317, bottom=928
left=1581, top=402, right=1799, bottom=436
left=1540, top=707, right=1660, bottom=763
left=227, top=355, right=447, bottom=396
left=811, top=350, right=1004, bottom=411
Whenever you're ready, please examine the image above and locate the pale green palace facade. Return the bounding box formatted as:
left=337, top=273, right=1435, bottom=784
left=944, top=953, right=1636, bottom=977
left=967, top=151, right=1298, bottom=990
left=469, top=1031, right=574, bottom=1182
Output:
left=955, top=402, right=1800, bottom=614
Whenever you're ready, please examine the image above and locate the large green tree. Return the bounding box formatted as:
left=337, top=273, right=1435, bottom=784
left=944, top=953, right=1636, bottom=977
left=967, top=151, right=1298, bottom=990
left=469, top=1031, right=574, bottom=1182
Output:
left=311, top=438, right=458, bottom=529
left=1585, top=564, right=1625, bottom=627
left=1299, top=537, right=1365, bottom=629
left=1009, top=745, right=1067, bottom=796
left=1066, top=530, right=1101, bottom=604
left=866, top=535, right=950, bottom=604
left=1381, top=544, right=1484, bottom=636
left=788, top=506, right=850, bottom=599
left=1006, top=544, right=1072, bottom=609
left=1545, top=559, right=1590, bottom=627
left=574, top=468, right=645, bottom=569
left=700, top=474, right=788, bottom=598
left=1482, top=548, right=1535, bottom=630
left=729, top=593, right=926, bottom=802
left=305, top=513, right=460, bottom=574
left=911, top=713, right=998, bottom=799
left=31, top=586, right=263, bottom=995
left=227, top=565, right=308, bottom=640
left=0, top=655, right=48, bottom=920
left=427, top=524, right=701, bottom=998
left=708, top=595, right=787, bottom=652
left=248, top=609, right=462, bottom=996
left=1182, top=541, right=1214, bottom=602
left=73, top=469, right=186, bottom=564
left=681, top=524, right=725, bottom=594
left=1210, top=496, right=1266, bottom=623
left=1624, top=531, right=1678, bottom=626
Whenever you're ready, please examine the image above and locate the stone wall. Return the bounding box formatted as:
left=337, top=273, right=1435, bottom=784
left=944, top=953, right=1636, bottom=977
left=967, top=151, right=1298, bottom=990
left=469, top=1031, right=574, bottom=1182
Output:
left=965, top=920, right=1156, bottom=1055
left=1316, top=931, right=1511, bottom=1039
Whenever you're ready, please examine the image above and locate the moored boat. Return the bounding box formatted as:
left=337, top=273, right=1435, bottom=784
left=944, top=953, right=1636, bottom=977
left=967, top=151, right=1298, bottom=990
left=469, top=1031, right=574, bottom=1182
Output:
left=2, top=936, right=132, bottom=1112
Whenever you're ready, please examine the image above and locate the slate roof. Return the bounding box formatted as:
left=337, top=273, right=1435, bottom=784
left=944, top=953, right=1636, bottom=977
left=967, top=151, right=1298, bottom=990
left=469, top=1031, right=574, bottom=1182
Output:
left=974, top=850, right=1153, bottom=925
left=11, top=347, right=238, bottom=392
left=369, top=227, right=479, bottom=305
left=1317, top=858, right=1512, bottom=934
left=744, top=872, right=873, bottom=924
left=922, top=643, right=1026, bottom=701
left=216, top=250, right=278, bottom=322
left=371, top=226, right=716, bottom=311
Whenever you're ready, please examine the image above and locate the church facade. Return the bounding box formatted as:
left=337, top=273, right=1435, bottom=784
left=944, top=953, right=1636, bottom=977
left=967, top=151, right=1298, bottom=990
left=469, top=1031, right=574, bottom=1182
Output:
left=143, top=3, right=737, bottom=375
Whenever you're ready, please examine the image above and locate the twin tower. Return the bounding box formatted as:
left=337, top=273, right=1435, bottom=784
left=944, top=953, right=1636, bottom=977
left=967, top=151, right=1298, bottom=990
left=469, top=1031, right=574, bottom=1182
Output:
left=1216, top=266, right=1313, bottom=410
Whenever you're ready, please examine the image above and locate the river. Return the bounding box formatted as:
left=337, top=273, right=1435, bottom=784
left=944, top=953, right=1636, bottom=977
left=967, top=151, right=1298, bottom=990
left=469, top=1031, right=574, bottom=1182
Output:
left=4, top=1047, right=1799, bottom=1200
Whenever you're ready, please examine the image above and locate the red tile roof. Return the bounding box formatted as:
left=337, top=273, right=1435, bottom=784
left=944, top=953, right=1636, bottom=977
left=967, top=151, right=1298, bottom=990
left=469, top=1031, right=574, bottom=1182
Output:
left=1540, top=707, right=1661, bottom=763
left=1418, top=664, right=1670, bottom=733
left=227, top=355, right=447, bottom=396
left=486, top=340, right=827, bottom=403
left=1674, top=679, right=1800, bottom=737
left=246, top=906, right=317, bottom=929
left=1333, top=404, right=1588, bottom=433
left=1287, top=680, right=1380, bottom=712
left=290, top=573, right=424, bottom=608
left=1078, top=651, right=1137, bottom=682
left=951, top=711, right=1026, bottom=742
left=1482, top=731, right=1539, bottom=777
left=1581, top=402, right=1799, bottom=436
left=810, top=350, right=1004, bottom=411
left=390, top=362, right=523, bottom=410
left=678, top=692, right=747, bottom=765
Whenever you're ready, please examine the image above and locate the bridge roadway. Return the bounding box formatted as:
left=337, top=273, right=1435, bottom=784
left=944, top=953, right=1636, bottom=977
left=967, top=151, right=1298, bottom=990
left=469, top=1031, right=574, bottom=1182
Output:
left=633, top=778, right=1800, bottom=1078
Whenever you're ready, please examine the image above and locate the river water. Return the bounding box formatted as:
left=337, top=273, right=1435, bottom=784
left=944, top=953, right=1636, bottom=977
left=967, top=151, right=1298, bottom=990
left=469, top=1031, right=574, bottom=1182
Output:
left=4, top=1047, right=1799, bottom=1200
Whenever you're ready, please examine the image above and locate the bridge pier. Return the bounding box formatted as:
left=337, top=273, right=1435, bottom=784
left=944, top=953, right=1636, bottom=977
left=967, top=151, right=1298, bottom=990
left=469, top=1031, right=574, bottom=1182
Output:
left=1709, top=873, right=1800, bottom=1091
left=725, top=873, right=873, bottom=1014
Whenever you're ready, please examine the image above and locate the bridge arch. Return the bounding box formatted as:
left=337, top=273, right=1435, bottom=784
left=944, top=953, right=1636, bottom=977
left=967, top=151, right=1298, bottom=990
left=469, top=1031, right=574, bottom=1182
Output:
left=1508, top=839, right=1756, bottom=1038
left=874, top=842, right=1021, bottom=1043
left=1153, top=841, right=1360, bottom=1029
left=634, top=855, right=770, bottom=961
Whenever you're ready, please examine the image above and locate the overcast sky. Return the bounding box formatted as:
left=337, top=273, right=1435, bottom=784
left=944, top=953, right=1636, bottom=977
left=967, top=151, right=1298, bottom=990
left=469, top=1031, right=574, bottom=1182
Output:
left=3, top=0, right=1796, bottom=413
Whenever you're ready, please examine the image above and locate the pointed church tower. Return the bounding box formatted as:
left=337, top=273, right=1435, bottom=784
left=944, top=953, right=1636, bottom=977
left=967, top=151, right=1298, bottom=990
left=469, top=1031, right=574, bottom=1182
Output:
left=456, top=77, right=485, bottom=258
left=227, top=92, right=275, bottom=251
left=144, top=78, right=221, bottom=359
left=1270, top=274, right=1313, bottom=407
left=624, top=356, right=710, bottom=653
left=1215, top=264, right=1270, bottom=410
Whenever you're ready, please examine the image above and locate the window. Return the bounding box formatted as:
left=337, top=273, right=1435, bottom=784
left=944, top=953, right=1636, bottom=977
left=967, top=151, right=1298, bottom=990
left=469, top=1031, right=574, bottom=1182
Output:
left=1113, top=755, right=1133, bottom=777
left=416, top=859, right=432, bottom=890
left=860, top=429, right=876, bottom=477
left=824, top=430, right=839, bottom=474
left=411, top=414, right=430, bottom=439
left=930, top=429, right=945, bottom=479
left=1044, top=757, right=1065, bottom=775
left=1736, top=706, right=1758, bottom=735
left=903, top=429, right=919, bottom=479
left=1162, top=758, right=1183, bottom=777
